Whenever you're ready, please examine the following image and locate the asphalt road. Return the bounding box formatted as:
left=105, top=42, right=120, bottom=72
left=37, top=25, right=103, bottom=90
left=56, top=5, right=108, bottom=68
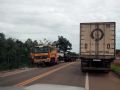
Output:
left=0, top=61, right=120, bottom=90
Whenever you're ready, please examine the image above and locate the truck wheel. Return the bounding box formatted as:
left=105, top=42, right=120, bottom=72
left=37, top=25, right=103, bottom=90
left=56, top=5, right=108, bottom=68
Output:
left=55, top=60, right=58, bottom=65
left=30, top=61, right=34, bottom=67
left=50, top=59, right=56, bottom=66
left=81, top=68, right=86, bottom=72
left=45, top=62, right=50, bottom=66
left=81, top=62, right=87, bottom=72
left=104, top=70, right=110, bottom=73
left=37, top=63, right=40, bottom=67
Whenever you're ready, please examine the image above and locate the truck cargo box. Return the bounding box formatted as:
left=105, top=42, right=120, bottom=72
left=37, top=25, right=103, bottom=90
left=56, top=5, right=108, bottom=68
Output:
left=80, top=22, right=115, bottom=60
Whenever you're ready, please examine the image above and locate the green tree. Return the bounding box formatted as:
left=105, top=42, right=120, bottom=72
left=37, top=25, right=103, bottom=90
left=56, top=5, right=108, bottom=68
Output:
left=5, top=38, right=17, bottom=69
left=0, top=33, right=6, bottom=68
left=116, top=49, right=120, bottom=54
left=39, top=38, right=52, bottom=46
left=33, top=40, right=38, bottom=47
left=25, top=38, right=33, bottom=49
left=15, top=39, right=26, bottom=67
left=0, top=34, right=38, bottom=70
left=56, top=36, right=72, bottom=56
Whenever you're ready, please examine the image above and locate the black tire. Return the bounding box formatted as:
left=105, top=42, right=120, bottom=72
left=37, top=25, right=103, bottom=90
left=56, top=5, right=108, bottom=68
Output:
left=55, top=60, right=58, bottom=65
left=104, top=70, right=110, bottom=73
left=50, top=58, right=56, bottom=66
left=45, top=62, right=50, bottom=66
left=37, top=63, right=40, bottom=67
left=81, top=68, right=86, bottom=72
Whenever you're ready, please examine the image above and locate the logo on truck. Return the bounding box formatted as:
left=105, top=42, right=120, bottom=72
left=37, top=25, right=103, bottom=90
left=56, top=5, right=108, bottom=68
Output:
left=91, top=28, right=104, bottom=41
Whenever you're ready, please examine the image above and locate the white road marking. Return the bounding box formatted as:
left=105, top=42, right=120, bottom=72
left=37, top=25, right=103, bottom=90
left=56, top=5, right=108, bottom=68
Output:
left=85, top=73, right=89, bottom=90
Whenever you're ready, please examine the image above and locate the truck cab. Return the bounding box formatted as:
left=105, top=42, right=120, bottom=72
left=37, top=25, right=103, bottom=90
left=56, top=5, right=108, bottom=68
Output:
left=30, top=45, right=58, bottom=66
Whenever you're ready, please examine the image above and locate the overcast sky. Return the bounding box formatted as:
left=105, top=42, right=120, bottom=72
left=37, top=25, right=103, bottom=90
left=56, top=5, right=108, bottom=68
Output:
left=0, top=0, right=120, bottom=52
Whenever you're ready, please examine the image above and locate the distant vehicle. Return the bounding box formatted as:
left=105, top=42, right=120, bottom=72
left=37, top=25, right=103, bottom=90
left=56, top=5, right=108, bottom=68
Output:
left=30, top=45, right=58, bottom=66
left=58, top=51, right=64, bottom=61
left=64, top=55, right=71, bottom=62
left=80, top=22, right=116, bottom=72
left=64, top=55, right=77, bottom=62
left=64, top=52, right=72, bottom=62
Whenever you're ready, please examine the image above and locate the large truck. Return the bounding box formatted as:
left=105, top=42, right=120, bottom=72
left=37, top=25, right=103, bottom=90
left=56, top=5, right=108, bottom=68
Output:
left=30, top=45, right=58, bottom=66
left=80, top=22, right=115, bottom=72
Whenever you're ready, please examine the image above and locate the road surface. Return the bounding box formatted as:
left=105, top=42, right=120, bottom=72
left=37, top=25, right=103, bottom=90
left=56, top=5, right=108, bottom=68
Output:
left=0, top=61, right=120, bottom=90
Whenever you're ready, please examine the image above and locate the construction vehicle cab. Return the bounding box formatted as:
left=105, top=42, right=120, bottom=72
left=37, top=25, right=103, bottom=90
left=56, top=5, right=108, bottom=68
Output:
left=30, top=45, right=58, bottom=66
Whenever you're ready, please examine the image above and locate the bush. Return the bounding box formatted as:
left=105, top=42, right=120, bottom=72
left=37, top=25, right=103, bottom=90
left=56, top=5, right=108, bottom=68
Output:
left=111, top=64, right=120, bottom=75
left=0, top=33, right=36, bottom=71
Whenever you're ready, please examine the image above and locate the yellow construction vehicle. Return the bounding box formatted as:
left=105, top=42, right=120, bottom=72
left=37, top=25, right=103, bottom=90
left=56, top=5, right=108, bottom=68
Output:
left=30, top=45, right=58, bottom=66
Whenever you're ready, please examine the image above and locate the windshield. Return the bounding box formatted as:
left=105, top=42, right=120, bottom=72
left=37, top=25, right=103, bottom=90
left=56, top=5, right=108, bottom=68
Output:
left=34, top=46, right=49, bottom=53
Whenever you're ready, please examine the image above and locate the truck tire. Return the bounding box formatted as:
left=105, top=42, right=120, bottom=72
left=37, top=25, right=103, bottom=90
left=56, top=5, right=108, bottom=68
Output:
left=81, top=60, right=87, bottom=72
left=50, top=58, right=56, bottom=66
left=45, top=62, right=50, bottom=66
left=37, top=63, right=40, bottom=67
left=81, top=68, right=86, bottom=72
left=104, top=70, right=110, bottom=73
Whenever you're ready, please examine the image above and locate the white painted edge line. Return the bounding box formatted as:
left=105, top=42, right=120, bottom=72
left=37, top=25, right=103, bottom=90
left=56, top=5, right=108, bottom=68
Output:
left=85, top=73, right=89, bottom=90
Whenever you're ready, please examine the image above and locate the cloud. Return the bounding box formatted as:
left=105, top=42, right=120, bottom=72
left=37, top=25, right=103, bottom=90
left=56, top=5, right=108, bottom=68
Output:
left=0, top=0, right=120, bottom=52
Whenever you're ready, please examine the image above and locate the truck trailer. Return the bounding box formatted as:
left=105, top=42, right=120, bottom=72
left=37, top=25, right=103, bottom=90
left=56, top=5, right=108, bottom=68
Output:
left=80, top=22, right=115, bottom=72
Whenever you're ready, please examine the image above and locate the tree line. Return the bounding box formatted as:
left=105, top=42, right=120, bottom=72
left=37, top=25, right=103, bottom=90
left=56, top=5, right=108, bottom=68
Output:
left=0, top=33, right=73, bottom=70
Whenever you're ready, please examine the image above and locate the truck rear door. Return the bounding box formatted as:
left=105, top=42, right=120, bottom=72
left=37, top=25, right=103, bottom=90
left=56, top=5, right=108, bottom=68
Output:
left=80, top=22, right=115, bottom=59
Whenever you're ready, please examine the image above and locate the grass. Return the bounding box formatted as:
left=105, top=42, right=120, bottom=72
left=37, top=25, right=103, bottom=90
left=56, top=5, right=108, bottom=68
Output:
left=111, top=64, right=120, bottom=76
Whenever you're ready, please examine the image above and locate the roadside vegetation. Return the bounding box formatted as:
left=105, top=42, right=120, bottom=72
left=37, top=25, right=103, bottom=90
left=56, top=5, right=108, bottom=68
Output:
left=0, top=33, right=38, bottom=70
left=0, top=33, right=74, bottom=70
left=111, top=64, right=120, bottom=75
left=111, top=49, right=120, bottom=76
